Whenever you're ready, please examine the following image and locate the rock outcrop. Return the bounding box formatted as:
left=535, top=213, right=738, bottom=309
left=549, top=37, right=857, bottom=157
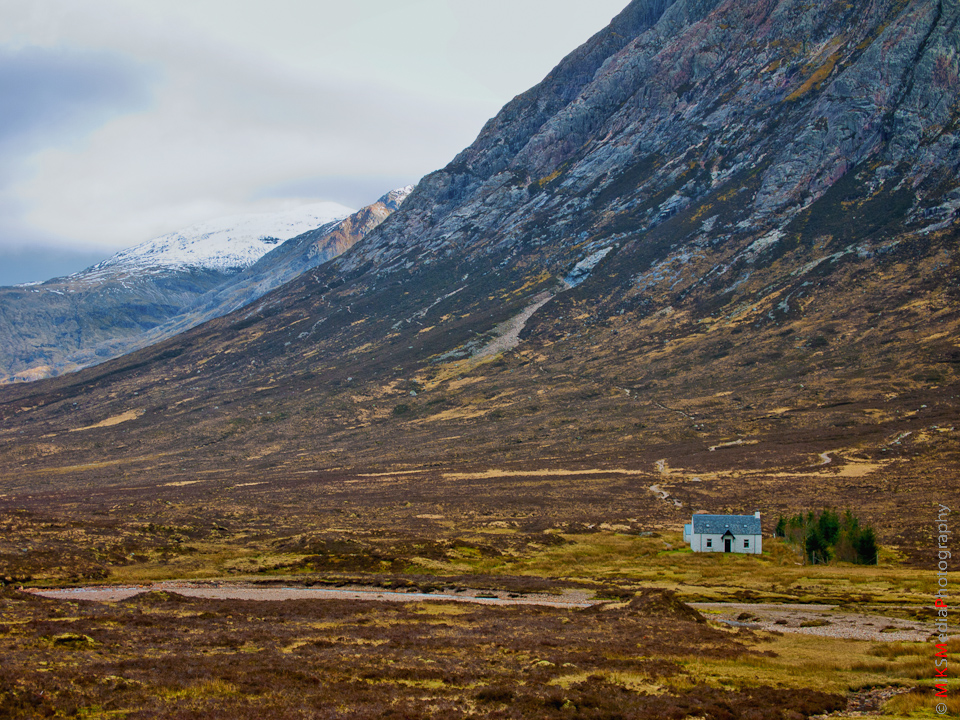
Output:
left=343, top=0, right=959, bottom=284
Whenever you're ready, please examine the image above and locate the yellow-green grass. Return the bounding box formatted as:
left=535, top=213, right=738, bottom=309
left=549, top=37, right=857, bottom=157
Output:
left=542, top=634, right=959, bottom=719
left=549, top=669, right=670, bottom=695
left=882, top=689, right=960, bottom=719
left=479, top=532, right=949, bottom=603
left=44, top=529, right=955, bottom=614
left=676, top=634, right=959, bottom=693
left=391, top=532, right=946, bottom=605
left=162, top=679, right=241, bottom=701
left=82, top=542, right=276, bottom=585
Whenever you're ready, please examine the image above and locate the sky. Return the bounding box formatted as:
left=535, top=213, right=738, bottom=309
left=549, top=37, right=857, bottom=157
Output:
left=0, top=0, right=631, bottom=285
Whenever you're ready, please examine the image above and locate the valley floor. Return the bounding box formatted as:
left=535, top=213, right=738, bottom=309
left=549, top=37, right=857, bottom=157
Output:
left=3, top=528, right=959, bottom=719
left=2, top=578, right=957, bottom=720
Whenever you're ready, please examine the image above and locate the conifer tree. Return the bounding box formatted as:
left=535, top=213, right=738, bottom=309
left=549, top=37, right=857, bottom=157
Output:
left=782, top=508, right=877, bottom=565
left=817, top=509, right=840, bottom=545
left=854, top=526, right=878, bottom=565
left=805, top=526, right=830, bottom=565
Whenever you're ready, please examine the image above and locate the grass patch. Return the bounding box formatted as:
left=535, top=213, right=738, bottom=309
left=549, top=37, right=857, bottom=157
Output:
left=682, top=632, right=952, bottom=694
left=883, top=688, right=960, bottom=718
left=163, top=679, right=240, bottom=700
left=500, top=532, right=942, bottom=604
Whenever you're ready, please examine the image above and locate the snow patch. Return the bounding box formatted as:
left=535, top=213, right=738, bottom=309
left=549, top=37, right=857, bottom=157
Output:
left=85, top=201, right=354, bottom=276
left=382, top=185, right=415, bottom=209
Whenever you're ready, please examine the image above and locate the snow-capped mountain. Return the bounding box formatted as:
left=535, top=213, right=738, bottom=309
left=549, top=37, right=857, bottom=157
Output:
left=0, top=192, right=409, bottom=383
left=85, top=201, right=354, bottom=277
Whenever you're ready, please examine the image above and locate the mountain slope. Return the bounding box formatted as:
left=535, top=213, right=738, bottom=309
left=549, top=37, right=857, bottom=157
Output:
left=61, top=187, right=415, bottom=371
left=0, top=269, right=233, bottom=383
left=0, top=0, right=957, bottom=564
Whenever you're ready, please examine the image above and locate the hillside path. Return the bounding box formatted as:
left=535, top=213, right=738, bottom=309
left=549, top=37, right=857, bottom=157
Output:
left=473, top=290, right=555, bottom=359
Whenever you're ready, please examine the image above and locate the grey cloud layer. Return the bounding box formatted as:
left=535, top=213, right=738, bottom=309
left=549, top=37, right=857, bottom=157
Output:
left=0, top=45, right=156, bottom=153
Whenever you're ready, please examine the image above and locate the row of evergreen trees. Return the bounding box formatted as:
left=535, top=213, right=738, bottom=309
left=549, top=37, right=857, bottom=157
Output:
left=774, top=509, right=879, bottom=565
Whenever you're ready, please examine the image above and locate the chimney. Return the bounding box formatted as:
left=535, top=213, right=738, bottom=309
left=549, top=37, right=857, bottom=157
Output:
left=754, top=511, right=761, bottom=519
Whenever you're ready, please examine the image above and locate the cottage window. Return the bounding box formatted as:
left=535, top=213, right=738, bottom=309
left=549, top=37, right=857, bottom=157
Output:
left=706, top=539, right=712, bottom=548
left=744, top=539, right=750, bottom=549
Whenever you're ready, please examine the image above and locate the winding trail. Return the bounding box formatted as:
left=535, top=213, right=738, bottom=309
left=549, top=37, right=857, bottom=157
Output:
left=648, top=483, right=683, bottom=508
left=650, top=461, right=683, bottom=507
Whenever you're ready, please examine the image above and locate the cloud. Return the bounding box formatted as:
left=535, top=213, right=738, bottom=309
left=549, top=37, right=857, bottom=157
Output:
left=0, top=44, right=157, bottom=262
left=0, top=245, right=109, bottom=287
left=0, top=45, right=156, bottom=159
left=14, top=56, right=493, bottom=248
left=0, top=0, right=631, bottom=268
left=256, top=175, right=423, bottom=210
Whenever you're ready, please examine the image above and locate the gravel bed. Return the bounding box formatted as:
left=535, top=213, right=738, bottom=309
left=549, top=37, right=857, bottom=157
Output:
left=692, top=602, right=939, bottom=642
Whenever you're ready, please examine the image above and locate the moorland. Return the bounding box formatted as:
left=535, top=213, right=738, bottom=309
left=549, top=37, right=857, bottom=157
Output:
left=3, top=0, right=960, bottom=716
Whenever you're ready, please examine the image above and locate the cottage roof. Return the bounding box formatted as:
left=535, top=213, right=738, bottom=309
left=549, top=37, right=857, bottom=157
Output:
left=691, top=514, right=761, bottom=535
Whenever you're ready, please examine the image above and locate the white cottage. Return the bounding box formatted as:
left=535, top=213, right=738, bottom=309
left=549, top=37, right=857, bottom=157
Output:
left=684, top=512, right=762, bottom=554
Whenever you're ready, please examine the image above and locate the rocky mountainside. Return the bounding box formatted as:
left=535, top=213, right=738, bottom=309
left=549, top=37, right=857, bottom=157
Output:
left=0, top=195, right=410, bottom=383
left=0, top=268, right=234, bottom=384
left=0, top=0, right=957, bottom=559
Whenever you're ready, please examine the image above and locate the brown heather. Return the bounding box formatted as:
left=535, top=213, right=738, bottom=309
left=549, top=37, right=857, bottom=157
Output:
left=2, top=0, right=960, bottom=716
left=0, top=586, right=848, bottom=720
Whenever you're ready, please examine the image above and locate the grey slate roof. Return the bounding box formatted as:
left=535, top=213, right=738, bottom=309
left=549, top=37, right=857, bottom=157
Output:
left=691, top=514, right=761, bottom=535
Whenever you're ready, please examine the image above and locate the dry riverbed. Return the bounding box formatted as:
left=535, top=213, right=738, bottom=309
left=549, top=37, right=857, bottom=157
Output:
left=23, top=582, right=947, bottom=643
left=25, top=581, right=594, bottom=609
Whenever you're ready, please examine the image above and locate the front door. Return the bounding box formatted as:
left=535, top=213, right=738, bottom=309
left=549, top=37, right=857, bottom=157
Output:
left=724, top=538, right=731, bottom=553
